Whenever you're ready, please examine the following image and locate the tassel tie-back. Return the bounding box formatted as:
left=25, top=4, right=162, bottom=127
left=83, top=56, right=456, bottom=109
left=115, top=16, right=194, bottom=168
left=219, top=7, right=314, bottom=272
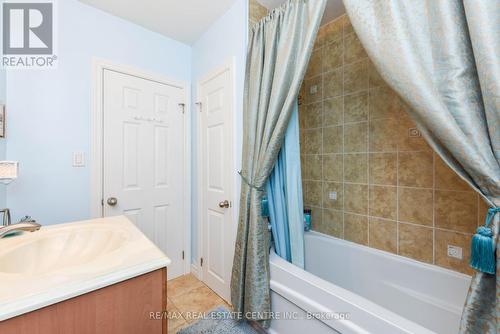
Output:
left=238, top=170, right=265, bottom=192
left=470, top=207, right=500, bottom=275
left=238, top=171, right=270, bottom=219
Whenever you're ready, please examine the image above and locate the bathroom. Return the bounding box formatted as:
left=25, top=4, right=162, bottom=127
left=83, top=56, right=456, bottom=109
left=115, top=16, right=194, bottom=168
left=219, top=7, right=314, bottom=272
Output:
left=0, top=0, right=498, bottom=333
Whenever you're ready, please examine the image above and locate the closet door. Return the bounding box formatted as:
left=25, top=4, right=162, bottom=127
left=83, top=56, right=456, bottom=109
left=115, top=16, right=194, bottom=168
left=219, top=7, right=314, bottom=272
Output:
left=103, top=69, right=185, bottom=280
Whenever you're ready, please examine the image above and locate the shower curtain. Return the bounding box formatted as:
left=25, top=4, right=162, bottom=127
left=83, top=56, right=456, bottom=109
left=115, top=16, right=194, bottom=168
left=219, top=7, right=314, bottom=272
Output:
left=267, top=103, right=305, bottom=269
left=231, top=0, right=326, bottom=326
left=343, top=1, right=500, bottom=333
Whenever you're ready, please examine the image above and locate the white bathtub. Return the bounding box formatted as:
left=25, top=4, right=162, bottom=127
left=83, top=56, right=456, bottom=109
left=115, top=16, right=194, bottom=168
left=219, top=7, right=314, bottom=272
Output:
left=269, top=231, right=471, bottom=334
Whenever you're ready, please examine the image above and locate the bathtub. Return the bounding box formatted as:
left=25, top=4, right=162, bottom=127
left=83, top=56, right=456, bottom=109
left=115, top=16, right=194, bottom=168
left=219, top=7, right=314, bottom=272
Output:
left=269, top=231, right=471, bottom=334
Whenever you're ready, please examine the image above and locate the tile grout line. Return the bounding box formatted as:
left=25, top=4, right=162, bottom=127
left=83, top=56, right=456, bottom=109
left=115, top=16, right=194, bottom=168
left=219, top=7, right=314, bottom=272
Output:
left=432, top=152, right=436, bottom=265
left=341, top=16, right=346, bottom=240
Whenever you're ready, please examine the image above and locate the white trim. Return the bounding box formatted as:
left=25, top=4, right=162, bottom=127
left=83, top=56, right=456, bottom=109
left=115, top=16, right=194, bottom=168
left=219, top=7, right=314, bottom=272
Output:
left=90, top=58, right=191, bottom=276
left=196, top=58, right=236, bottom=290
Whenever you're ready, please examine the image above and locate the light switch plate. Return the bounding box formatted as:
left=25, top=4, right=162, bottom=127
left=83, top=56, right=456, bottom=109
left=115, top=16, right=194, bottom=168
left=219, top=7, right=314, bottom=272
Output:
left=73, top=152, right=85, bottom=167
left=447, top=245, right=463, bottom=260
left=329, top=192, right=337, bottom=200
left=310, top=85, right=318, bottom=95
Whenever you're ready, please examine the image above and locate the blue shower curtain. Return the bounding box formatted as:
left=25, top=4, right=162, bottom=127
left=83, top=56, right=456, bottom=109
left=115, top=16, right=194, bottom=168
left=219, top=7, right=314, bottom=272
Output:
left=266, top=103, right=305, bottom=269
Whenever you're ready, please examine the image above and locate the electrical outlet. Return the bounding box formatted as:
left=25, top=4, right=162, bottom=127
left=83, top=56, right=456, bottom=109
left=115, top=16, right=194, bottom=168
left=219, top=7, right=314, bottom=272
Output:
left=329, top=192, right=337, bottom=200
left=310, top=85, right=318, bottom=95
left=447, top=245, right=463, bottom=260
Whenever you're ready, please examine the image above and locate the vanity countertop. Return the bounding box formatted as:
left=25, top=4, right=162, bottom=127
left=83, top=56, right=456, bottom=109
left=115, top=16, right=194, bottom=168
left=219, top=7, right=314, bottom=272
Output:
left=0, top=216, right=170, bottom=321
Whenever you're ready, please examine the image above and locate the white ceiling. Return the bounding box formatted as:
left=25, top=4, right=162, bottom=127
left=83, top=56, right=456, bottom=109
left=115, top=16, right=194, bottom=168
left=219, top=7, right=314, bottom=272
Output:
left=257, top=0, right=345, bottom=25
left=78, top=0, right=237, bottom=45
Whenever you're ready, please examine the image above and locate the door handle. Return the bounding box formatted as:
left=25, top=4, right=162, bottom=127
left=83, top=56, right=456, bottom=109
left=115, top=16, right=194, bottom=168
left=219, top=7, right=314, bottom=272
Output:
left=219, top=200, right=230, bottom=209
left=107, top=197, right=118, bottom=206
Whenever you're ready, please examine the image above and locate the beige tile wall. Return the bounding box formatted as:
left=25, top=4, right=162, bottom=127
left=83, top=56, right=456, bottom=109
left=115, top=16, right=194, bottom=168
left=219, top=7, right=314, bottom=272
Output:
left=249, top=0, right=268, bottom=29
left=299, top=15, right=488, bottom=275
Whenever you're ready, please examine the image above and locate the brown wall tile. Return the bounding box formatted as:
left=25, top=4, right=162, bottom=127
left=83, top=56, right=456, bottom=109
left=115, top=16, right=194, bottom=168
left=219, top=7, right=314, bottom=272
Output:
left=302, top=102, right=323, bottom=129
left=369, top=186, right=397, bottom=220
left=368, top=60, right=386, bottom=88
left=306, top=48, right=323, bottom=79
left=344, top=213, right=368, bottom=245
left=399, top=223, right=433, bottom=263
left=435, top=230, right=473, bottom=275
left=369, top=217, right=397, bottom=253
left=323, top=182, right=343, bottom=210
left=369, top=118, right=399, bottom=152
left=344, top=122, right=368, bottom=153
left=324, top=68, right=343, bottom=98
left=343, top=16, right=354, bottom=35
left=478, top=197, right=490, bottom=226
left=315, top=209, right=343, bottom=238
left=369, top=153, right=397, bottom=185
left=314, top=28, right=326, bottom=50
left=323, top=154, right=343, bottom=182
left=344, top=32, right=367, bottom=64
left=303, top=128, right=322, bottom=154
left=344, top=153, right=368, bottom=183
left=324, top=97, right=343, bottom=126
left=302, top=14, right=479, bottom=275
left=369, top=86, right=401, bottom=120
left=435, top=156, right=472, bottom=192
left=304, top=181, right=322, bottom=207
left=304, top=75, right=323, bottom=104
left=302, top=154, right=322, bottom=180
left=323, top=39, right=343, bottom=72
left=310, top=206, right=323, bottom=227
left=323, top=126, right=343, bottom=153
left=344, top=183, right=368, bottom=215
left=398, top=187, right=433, bottom=226
left=398, top=151, right=433, bottom=188
left=344, top=60, right=369, bottom=94
left=344, top=92, right=368, bottom=123
left=435, top=190, right=478, bottom=233
left=322, top=18, right=343, bottom=44
left=398, top=110, right=431, bottom=152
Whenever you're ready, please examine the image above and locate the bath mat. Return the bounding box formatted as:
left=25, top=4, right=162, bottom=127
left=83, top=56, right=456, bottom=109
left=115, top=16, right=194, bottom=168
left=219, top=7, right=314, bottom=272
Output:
left=176, top=306, right=261, bottom=334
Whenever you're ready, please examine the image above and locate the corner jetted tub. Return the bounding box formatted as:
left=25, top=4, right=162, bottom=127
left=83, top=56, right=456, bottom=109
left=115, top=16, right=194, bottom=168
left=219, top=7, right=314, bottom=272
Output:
left=269, top=231, right=471, bottom=334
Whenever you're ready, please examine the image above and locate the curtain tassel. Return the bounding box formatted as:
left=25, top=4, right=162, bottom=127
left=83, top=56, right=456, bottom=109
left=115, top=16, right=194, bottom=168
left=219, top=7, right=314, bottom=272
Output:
left=470, top=207, right=499, bottom=275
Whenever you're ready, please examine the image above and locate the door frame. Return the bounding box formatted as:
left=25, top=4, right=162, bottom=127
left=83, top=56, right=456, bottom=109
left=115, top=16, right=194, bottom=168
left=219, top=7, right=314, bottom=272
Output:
left=90, top=58, right=192, bottom=276
left=195, top=58, right=236, bottom=288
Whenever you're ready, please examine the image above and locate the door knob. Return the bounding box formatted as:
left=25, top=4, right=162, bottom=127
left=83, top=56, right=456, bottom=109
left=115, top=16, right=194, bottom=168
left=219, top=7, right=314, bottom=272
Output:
left=219, top=200, right=230, bottom=209
left=107, top=197, right=118, bottom=206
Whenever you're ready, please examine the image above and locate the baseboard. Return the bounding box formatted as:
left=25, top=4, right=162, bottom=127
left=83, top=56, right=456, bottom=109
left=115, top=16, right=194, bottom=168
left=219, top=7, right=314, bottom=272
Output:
left=190, top=263, right=200, bottom=279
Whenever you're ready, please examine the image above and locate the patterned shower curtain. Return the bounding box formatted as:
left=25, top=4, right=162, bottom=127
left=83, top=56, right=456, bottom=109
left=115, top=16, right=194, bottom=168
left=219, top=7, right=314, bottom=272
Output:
left=231, top=0, right=326, bottom=326
left=343, top=1, right=500, bottom=333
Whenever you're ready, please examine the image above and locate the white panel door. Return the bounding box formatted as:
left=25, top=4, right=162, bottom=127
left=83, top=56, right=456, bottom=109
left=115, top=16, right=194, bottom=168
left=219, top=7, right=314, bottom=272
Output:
left=198, top=63, right=234, bottom=302
left=103, top=69, right=185, bottom=280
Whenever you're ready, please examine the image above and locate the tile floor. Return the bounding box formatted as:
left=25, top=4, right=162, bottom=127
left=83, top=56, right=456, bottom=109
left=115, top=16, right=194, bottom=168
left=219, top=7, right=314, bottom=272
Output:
left=166, top=274, right=231, bottom=333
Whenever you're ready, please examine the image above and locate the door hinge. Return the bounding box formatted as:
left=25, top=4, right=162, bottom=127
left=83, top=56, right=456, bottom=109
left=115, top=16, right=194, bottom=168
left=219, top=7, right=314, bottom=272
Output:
left=196, top=102, right=202, bottom=112
left=101, top=199, right=104, bottom=206
left=182, top=251, right=185, bottom=260
left=200, top=257, right=204, bottom=267
left=178, top=103, right=186, bottom=114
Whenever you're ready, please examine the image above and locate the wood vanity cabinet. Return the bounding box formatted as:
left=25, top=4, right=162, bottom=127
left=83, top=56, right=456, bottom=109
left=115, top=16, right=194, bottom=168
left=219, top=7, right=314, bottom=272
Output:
left=0, top=268, right=168, bottom=334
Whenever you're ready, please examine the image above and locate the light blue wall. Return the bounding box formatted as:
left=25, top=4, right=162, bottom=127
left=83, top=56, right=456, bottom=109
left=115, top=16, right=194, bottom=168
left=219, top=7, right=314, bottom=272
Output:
left=190, top=0, right=247, bottom=264
left=0, top=69, right=6, bottom=209
left=5, top=0, right=191, bottom=225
